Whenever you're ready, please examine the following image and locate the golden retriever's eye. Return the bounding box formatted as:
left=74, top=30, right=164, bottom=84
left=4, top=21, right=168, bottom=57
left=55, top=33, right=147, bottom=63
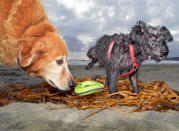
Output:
left=56, top=59, right=63, bottom=65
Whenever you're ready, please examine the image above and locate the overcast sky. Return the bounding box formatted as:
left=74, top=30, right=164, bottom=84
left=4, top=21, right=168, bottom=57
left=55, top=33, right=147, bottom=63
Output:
left=41, top=0, right=179, bottom=59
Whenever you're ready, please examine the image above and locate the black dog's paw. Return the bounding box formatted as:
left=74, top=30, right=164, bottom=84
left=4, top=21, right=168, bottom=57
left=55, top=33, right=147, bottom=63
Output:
left=110, top=94, right=119, bottom=98
left=110, top=94, right=124, bottom=99
left=109, top=88, right=123, bottom=98
left=132, top=88, right=140, bottom=93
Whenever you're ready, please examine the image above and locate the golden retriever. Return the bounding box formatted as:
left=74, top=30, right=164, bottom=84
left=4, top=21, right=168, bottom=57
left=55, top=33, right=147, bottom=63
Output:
left=0, top=0, right=76, bottom=90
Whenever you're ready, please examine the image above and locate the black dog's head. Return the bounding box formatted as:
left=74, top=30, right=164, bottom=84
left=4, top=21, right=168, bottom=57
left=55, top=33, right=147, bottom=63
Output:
left=145, top=25, right=173, bottom=62
left=130, top=21, right=173, bottom=62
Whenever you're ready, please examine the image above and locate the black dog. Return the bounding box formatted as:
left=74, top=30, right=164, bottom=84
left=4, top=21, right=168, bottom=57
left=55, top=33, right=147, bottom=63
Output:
left=85, top=21, right=173, bottom=97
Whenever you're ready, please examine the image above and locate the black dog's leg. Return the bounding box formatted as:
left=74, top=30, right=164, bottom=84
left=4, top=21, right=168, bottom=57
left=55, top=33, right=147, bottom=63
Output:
left=105, top=70, right=110, bottom=87
left=107, top=67, right=119, bottom=98
left=129, top=71, right=140, bottom=93
left=85, top=58, right=97, bottom=70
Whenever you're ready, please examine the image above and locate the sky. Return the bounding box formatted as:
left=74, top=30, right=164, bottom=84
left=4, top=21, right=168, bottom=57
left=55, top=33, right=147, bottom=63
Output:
left=41, top=0, right=179, bottom=60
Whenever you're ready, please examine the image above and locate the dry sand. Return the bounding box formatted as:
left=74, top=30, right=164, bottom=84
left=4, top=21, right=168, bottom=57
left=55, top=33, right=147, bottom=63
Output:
left=0, top=64, right=179, bottom=131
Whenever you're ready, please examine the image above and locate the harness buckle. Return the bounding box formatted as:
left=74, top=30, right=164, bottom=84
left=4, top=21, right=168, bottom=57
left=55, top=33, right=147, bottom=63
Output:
left=132, top=62, right=139, bottom=71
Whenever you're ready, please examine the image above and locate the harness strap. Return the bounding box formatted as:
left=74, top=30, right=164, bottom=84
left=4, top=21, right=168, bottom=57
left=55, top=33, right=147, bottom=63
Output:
left=108, top=40, right=116, bottom=61
left=108, top=40, right=139, bottom=77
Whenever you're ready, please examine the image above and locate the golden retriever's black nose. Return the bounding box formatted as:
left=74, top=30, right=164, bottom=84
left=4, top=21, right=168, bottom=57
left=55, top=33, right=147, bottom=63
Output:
left=69, top=80, right=76, bottom=87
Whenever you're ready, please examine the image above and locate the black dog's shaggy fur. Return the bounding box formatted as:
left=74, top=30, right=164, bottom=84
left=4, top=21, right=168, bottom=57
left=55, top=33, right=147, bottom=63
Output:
left=85, top=21, right=173, bottom=97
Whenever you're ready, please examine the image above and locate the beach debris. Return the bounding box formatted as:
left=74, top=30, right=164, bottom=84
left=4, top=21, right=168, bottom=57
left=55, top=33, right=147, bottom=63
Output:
left=0, top=76, right=179, bottom=119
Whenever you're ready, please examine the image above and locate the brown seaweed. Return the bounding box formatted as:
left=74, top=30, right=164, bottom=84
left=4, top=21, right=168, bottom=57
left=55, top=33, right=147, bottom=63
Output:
left=0, top=76, right=179, bottom=113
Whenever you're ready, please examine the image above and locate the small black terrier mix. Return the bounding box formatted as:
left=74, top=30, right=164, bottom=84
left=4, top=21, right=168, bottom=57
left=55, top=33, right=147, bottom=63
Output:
left=85, top=21, right=173, bottom=97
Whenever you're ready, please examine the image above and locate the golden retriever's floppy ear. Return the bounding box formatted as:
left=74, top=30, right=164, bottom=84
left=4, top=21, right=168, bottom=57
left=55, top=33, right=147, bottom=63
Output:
left=19, top=40, right=47, bottom=67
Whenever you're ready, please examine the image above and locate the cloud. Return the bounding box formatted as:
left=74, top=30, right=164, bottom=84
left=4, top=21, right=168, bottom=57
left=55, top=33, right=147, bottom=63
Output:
left=168, top=42, right=179, bottom=57
left=41, top=0, right=179, bottom=58
left=77, top=34, right=95, bottom=45
left=56, top=0, right=94, bottom=18
left=63, top=35, right=85, bottom=52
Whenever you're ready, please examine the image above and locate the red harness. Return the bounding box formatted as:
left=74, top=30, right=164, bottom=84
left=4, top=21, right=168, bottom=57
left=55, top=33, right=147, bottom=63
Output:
left=108, top=40, right=139, bottom=77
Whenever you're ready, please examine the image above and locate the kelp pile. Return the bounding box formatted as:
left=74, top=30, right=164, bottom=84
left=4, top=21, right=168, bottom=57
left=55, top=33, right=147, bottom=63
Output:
left=0, top=76, right=179, bottom=113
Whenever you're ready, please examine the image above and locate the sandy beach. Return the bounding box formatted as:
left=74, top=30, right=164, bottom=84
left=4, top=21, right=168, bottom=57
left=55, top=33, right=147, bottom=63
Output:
left=0, top=64, right=179, bottom=131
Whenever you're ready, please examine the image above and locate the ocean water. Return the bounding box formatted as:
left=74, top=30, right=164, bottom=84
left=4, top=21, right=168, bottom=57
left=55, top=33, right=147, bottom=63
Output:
left=0, top=60, right=179, bottom=66
left=68, top=60, right=179, bottom=65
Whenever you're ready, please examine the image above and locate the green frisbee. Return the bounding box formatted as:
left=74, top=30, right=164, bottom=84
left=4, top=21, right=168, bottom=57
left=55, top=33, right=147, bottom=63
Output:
left=75, top=81, right=104, bottom=96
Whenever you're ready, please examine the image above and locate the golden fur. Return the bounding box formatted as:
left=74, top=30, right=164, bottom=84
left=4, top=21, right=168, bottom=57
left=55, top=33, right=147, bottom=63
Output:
left=0, top=0, right=75, bottom=90
left=0, top=0, right=62, bottom=66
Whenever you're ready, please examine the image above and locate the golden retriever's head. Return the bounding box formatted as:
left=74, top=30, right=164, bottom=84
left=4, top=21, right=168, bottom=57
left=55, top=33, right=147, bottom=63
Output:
left=18, top=32, right=75, bottom=90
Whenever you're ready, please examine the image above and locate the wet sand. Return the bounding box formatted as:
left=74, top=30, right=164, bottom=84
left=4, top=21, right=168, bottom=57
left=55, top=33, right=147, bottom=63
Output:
left=0, top=64, right=179, bottom=131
